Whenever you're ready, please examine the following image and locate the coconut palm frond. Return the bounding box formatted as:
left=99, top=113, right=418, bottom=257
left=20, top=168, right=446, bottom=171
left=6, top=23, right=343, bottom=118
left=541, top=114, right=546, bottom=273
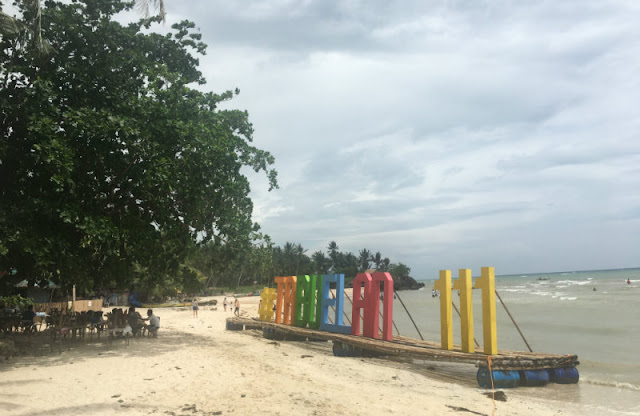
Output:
left=135, top=0, right=166, bottom=22
left=0, top=10, right=25, bottom=35
left=28, top=0, right=55, bottom=55
left=1, top=3, right=55, bottom=56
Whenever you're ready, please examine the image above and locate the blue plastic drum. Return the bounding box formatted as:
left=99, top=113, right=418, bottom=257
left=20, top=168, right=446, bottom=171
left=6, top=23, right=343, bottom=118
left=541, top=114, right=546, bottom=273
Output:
left=550, top=367, right=579, bottom=384
left=477, top=367, right=520, bottom=389
left=519, top=369, right=550, bottom=387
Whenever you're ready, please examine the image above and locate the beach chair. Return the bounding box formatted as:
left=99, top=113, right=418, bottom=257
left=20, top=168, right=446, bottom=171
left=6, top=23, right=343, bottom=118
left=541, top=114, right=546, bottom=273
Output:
left=20, top=320, right=38, bottom=335
left=88, top=311, right=105, bottom=340
left=105, top=309, right=130, bottom=348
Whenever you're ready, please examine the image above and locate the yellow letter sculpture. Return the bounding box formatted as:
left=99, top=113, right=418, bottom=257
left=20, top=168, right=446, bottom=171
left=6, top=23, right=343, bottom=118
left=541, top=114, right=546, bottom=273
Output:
left=259, top=287, right=276, bottom=322
left=452, top=269, right=474, bottom=353
left=473, top=266, right=497, bottom=355
left=434, top=270, right=453, bottom=350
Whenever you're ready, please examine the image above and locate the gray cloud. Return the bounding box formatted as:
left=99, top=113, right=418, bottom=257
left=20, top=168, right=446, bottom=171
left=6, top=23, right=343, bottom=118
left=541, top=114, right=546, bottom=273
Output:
left=166, top=0, right=640, bottom=277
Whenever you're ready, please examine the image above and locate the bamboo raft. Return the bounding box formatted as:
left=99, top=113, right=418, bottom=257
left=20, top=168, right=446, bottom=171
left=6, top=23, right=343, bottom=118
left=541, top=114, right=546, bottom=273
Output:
left=226, top=317, right=579, bottom=371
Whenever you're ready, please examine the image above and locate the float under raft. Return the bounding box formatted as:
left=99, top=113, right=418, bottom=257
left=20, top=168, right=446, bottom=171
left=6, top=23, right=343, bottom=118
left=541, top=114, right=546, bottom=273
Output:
left=226, top=317, right=579, bottom=371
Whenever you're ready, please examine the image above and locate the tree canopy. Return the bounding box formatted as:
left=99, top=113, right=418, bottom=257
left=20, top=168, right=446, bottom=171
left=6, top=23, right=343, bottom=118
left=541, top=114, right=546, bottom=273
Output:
left=0, top=0, right=277, bottom=293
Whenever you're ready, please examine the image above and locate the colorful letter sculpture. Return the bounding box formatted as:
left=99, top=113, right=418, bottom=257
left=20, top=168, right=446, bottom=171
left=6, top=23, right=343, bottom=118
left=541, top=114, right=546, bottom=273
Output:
left=452, top=269, right=474, bottom=353
left=265, top=267, right=500, bottom=358
left=351, top=272, right=394, bottom=341
left=270, top=273, right=395, bottom=339
left=274, top=276, right=297, bottom=325
left=434, top=270, right=453, bottom=350
left=474, top=266, right=497, bottom=355
left=258, top=287, right=277, bottom=322
left=352, top=272, right=374, bottom=337
left=294, top=274, right=323, bottom=329
left=319, top=274, right=352, bottom=335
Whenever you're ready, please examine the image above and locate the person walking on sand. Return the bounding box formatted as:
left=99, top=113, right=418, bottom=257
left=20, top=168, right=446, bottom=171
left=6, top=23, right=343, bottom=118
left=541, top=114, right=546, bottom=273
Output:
left=192, top=298, right=199, bottom=318
left=234, top=298, right=240, bottom=317
left=223, top=297, right=227, bottom=312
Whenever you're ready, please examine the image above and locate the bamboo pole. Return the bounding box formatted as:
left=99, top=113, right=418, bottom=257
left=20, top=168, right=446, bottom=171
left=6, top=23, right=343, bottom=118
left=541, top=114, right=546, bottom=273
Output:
left=393, top=290, right=424, bottom=340
left=495, top=290, right=533, bottom=353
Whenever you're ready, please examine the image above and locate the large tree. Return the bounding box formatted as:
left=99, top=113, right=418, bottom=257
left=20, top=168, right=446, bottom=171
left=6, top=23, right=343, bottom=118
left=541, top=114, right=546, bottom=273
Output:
left=0, top=0, right=277, bottom=293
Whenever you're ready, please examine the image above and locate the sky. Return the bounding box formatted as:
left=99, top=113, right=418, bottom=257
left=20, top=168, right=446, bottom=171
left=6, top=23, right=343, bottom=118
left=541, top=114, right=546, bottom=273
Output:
left=151, top=0, right=640, bottom=278
left=2, top=1, right=637, bottom=278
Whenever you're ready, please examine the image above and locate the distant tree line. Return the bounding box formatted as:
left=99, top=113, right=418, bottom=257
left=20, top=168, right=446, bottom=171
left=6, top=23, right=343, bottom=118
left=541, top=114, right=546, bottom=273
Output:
left=181, top=239, right=418, bottom=294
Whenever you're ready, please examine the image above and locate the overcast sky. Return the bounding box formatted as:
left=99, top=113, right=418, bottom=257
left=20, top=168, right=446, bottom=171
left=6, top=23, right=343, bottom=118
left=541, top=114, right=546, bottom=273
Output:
left=159, top=1, right=640, bottom=278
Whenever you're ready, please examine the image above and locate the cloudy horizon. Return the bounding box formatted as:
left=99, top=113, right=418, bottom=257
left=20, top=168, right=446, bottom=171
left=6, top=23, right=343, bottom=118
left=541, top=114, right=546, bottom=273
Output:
left=15, top=1, right=617, bottom=277
left=152, top=0, right=640, bottom=278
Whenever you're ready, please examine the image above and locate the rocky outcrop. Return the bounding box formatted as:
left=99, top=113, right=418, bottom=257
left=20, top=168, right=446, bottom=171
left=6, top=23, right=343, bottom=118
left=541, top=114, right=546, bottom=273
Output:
left=392, top=275, right=425, bottom=291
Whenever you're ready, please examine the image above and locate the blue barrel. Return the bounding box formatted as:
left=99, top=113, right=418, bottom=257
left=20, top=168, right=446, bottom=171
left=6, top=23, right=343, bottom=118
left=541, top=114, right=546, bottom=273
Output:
left=549, top=367, right=579, bottom=384
left=225, top=321, right=243, bottom=331
left=477, top=367, right=520, bottom=389
left=519, top=370, right=550, bottom=387
left=332, top=341, right=363, bottom=357
left=262, top=327, right=285, bottom=340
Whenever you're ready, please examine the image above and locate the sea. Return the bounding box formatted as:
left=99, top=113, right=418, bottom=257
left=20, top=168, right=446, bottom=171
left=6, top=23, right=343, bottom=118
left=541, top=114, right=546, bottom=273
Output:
left=388, top=268, right=640, bottom=415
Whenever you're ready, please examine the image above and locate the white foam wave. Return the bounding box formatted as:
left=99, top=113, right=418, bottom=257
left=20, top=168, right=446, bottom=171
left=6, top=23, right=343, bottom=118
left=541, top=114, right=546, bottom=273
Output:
left=556, top=279, right=591, bottom=286
left=581, top=376, right=640, bottom=391
left=560, top=296, right=577, bottom=301
left=502, top=288, right=526, bottom=293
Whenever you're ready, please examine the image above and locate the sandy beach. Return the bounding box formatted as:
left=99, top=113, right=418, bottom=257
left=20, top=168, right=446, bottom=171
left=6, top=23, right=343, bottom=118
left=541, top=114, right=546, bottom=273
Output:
left=0, top=295, right=587, bottom=416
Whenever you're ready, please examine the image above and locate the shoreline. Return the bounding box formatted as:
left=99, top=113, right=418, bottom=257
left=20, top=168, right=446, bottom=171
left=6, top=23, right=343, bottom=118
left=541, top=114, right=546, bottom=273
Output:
left=0, top=295, right=590, bottom=416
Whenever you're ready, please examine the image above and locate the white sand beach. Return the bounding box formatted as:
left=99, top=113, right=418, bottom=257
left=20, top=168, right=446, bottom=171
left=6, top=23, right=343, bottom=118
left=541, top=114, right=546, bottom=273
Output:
left=0, top=295, right=587, bottom=416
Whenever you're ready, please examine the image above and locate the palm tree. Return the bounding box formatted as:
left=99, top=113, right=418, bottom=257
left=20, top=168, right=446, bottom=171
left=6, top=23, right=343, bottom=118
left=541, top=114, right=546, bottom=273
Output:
left=135, top=0, right=166, bottom=21
left=283, top=242, right=295, bottom=274
left=312, top=251, right=331, bottom=274
left=293, top=243, right=307, bottom=275
left=1, top=1, right=54, bottom=55
left=371, top=251, right=382, bottom=270
left=381, top=257, right=390, bottom=272
left=358, top=249, right=371, bottom=271
left=327, top=241, right=339, bottom=271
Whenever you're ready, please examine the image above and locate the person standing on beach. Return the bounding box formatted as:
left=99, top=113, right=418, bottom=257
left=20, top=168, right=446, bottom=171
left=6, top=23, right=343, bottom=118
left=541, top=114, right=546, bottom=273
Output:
left=234, top=298, right=240, bottom=317
left=223, top=297, right=227, bottom=312
left=192, top=298, right=199, bottom=318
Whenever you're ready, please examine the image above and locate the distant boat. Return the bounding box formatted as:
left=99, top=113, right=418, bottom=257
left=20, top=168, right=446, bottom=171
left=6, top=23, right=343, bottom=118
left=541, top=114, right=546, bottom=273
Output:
left=537, top=277, right=549, bottom=281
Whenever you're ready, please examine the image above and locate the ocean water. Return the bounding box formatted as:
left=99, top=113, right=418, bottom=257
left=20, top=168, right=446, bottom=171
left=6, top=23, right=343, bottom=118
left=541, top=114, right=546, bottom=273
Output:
left=388, top=268, right=640, bottom=415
